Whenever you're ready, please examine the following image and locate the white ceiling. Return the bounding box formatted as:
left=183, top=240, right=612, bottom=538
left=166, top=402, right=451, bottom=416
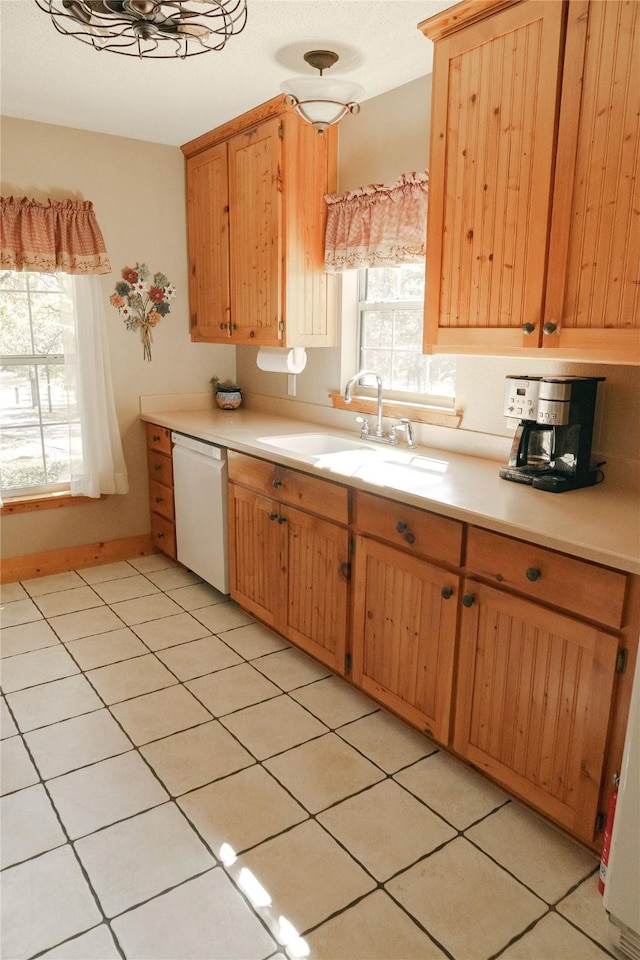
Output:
left=0, top=0, right=457, bottom=146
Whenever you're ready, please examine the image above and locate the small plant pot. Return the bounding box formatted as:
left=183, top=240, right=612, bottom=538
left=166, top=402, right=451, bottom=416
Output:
left=215, top=390, right=242, bottom=410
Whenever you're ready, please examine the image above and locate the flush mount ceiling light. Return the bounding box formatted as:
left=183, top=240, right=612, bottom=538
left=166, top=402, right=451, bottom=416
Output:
left=34, top=0, right=248, bottom=58
left=281, top=50, right=365, bottom=133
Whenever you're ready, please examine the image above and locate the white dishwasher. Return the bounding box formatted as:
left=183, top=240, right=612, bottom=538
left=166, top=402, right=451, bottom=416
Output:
left=171, top=432, right=229, bottom=594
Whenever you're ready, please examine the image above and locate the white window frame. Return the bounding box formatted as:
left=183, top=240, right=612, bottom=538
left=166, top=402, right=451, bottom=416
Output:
left=0, top=271, right=76, bottom=499
left=340, top=265, right=456, bottom=410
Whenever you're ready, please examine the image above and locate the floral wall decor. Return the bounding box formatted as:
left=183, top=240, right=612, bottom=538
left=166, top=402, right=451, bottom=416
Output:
left=110, top=263, right=175, bottom=361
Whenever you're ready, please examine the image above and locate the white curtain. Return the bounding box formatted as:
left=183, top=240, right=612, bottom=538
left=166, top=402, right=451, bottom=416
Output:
left=59, top=274, right=129, bottom=498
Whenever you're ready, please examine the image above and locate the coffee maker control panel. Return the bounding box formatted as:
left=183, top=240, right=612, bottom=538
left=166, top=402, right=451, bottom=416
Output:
left=503, top=376, right=541, bottom=421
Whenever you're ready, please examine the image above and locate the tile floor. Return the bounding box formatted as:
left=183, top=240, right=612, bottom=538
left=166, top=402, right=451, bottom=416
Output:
left=0, top=553, right=626, bottom=960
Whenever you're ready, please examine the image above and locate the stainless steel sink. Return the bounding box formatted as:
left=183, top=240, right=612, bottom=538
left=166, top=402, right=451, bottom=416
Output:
left=258, top=433, right=373, bottom=456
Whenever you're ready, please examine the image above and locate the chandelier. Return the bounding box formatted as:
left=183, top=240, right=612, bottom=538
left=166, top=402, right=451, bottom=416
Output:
left=281, top=50, right=364, bottom=133
left=34, top=0, right=248, bottom=58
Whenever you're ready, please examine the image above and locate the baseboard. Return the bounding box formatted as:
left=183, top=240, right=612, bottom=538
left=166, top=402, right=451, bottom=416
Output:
left=0, top=535, right=156, bottom=584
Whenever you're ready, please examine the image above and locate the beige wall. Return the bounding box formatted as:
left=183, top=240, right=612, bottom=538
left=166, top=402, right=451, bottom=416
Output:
left=1, top=117, right=236, bottom=559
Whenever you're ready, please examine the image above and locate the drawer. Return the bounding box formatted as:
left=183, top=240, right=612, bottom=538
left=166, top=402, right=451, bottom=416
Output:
left=146, top=423, right=172, bottom=455
left=228, top=452, right=348, bottom=525
left=150, top=512, right=176, bottom=558
left=149, top=478, right=174, bottom=522
left=355, top=491, right=463, bottom=567
left=466, top=527, right=627, bottom=629
left=147, top=451, right=173, bottom=488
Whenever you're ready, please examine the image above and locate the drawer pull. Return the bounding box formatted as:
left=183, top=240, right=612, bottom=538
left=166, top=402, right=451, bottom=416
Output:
left=156, top=532, right=165, bottom=540
left=462, top=594, right=475, bottom=608
left=155, top=496, right=164, bottom=504
left=526, top=567, right=541, bottom=582
left=441, top=586, right=454, bottom=600
left=269, top=512, right=278, bottom=521
left=405, top=532, right=416, bottom=545
left=272, top=478, right=283, bottom=489
left=396, top=521, right=408, bottom=533
left=154, top=463, right=162, bottom=471
left=152, top=434, right=161, bottom=442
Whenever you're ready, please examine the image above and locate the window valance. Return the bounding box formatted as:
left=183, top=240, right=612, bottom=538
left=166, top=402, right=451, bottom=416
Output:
left=0, top=196, right=111, bottom=275
left=324, top=171, right=428, bottom=272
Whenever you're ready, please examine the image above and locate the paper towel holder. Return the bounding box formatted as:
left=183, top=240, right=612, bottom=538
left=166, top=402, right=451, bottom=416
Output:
left=256, top=346, right=307, bottom=374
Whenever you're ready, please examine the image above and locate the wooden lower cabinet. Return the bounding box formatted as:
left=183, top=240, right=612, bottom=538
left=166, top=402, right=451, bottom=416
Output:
left=228, top=483, right=281, bottom=627
left=454, top=580, right=620, bottom=842
left=145, top=423, right=176, bottom=559
left=228, top=479, right=349, bottom=674
left=351, top=536, right=459, bottom=743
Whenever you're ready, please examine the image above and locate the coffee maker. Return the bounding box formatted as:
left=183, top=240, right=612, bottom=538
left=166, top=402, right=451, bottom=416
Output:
left=499, top=375, right=605, bottom=492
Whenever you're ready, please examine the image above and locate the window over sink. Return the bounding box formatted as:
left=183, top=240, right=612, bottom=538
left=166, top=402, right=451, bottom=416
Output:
left=356, top=264, right=456, bottom=406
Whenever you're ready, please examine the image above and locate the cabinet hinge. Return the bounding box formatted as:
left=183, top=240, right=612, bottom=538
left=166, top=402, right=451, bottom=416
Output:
left=278, top=123, right=284, bottom=139
left=344, top=652, right=352, bottom=673
left=278, top=320, right=284, bottom=333
left=616, top=648, right=628, bottom=673
left=595, top=811, right=606, bottom=833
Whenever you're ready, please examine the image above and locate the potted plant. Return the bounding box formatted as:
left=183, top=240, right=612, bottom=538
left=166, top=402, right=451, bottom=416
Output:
left=211, top=376, right=242, bottom=410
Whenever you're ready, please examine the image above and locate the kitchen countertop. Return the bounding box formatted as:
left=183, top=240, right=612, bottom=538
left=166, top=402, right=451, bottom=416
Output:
left=141, top=407, right=640, bottom=575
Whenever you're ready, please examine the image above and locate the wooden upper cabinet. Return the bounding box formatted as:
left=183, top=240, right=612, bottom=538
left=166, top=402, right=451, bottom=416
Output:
left=182, top=97, right=337, bottom=347
left=228, top=118, right=282, bottom=344
left=544, top=0, right=640, bottom=360
left=186, top=142, right=230, bottom=341
left=420, top=0, right=640, bottom=362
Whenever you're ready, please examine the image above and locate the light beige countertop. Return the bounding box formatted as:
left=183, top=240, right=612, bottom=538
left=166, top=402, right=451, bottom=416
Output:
left=141, top=406, right=640, bottom=575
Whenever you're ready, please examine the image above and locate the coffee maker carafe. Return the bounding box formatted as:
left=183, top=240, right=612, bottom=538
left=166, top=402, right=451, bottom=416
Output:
left=499, top=375, right=605, bottom=492
left=499, top=376, right=554, bottom=483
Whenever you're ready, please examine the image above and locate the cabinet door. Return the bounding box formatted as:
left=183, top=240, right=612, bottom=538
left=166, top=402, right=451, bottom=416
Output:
left=186, top=142, right=231, bottom=343
left=351, top=537, right=459, bottom=743
left=228, top=117, right=283, bottom=345
left=454, top=580, right=619, bottom=841
left=228, top=482, right=281, bottom=626
left=423, top=0, right=565, bottom=353
left=283, top=505, right=349, bottom=674
left=544, top=0, right=640, bottom=361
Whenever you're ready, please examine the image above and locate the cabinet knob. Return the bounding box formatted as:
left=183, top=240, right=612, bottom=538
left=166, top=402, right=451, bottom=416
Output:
left=405, top=532, right=416, bottom=545
left=526, top=567, right=541, bottom=582
left=339, top=562, right=352, bottom=582
left=156, top=532, right=165, bottom=540
left=522, top=323, right=535, bottom=335
left=396, top=521, right=408, bottom=533
left=155, top=496, right=164, bottom=504
left=219, top=322, right=228, bottom=330
left=543, top=321, right=557, bottom=335
left=269, top=512, right=278, bottom=521
left=277, top=515, right=287, bottom=524
left=462, top=594, right=475, bottom=608
left=154, top=463, right=162, bottom=471
left=441, top=586, right=454, bottom=600
left=152, top=434, right=161, bottom=442
left=272, top=478, right=283, bottom=489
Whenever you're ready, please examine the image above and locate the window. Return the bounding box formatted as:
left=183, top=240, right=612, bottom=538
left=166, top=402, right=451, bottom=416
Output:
left=358, top=264, right=456, bottom=403
left=0, top=271, right=78, bottom=498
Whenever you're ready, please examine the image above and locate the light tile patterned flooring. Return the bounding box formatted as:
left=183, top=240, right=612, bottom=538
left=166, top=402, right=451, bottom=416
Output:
left=0, top=553, right=625, bottom=960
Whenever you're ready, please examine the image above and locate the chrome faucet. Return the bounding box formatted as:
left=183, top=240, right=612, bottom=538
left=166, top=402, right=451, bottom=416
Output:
left=343, top=369, right=385, bottom=438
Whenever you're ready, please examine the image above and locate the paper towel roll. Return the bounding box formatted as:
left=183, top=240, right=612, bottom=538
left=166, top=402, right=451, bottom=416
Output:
left=256, top=346, right=307, bottom=374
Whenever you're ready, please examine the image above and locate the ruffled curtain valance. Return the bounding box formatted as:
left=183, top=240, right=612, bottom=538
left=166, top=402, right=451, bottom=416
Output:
left=0, top=196, right=111, bottom=275
left=324, top=171, right=428, bottom=272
